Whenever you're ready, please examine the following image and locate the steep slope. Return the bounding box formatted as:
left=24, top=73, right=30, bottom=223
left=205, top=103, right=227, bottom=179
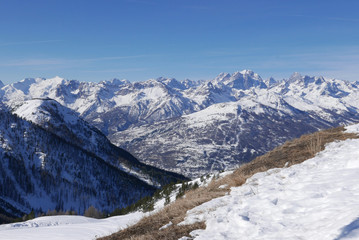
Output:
left=11, top=99, right=186, bottom=186
left=0, top=107, right=152, bottom=221
left=0, top=103, right=186, bottom=222
left=181, top=124, right=359, bottom=239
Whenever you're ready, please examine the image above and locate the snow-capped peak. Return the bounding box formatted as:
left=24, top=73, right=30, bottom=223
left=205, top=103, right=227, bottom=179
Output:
left=239, top=69, right=254, bottom=76
left=13, top=98, right=80, bottom=127
left=214, top=72, right=231, bottom=81
left=218, top=70, right=266, bottom=90
left=265, top=77, right=277, bottom=88
left=289, top=72, right=302, bottom=81
left=101, top=78, right=130, bottom=86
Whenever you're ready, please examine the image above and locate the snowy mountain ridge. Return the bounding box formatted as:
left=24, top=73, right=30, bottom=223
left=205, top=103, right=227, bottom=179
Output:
left=0, top=101, right=187, bottom=222
left=1, top=70, right=359, bottom=178
left=10, top=98, right=185, bottom=186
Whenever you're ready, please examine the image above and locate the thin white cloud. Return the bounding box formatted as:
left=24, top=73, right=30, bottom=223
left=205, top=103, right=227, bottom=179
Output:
left=82, top=68, right=148, bottom=73
left=1, top=59, right=65, bottom=67
left=282, top=14, right=359, bottom=22
left=0, top=40, right=63, bottom=47
left=80, top=55, right=151, bottom=62
left=0, top=55, right=152, bottom=67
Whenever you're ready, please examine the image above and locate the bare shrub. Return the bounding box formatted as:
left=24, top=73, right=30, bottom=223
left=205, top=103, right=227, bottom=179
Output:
left=306, top=132, right=323, bottom=157
left=84, top=205, right=103, bottom=219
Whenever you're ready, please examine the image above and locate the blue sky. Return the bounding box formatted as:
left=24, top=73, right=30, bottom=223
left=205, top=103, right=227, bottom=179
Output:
left=0, top=0, right=358, bottom=84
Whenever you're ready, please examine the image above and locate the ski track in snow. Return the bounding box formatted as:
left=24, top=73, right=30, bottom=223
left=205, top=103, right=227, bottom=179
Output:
left=179, top=123, right=359, bottom=240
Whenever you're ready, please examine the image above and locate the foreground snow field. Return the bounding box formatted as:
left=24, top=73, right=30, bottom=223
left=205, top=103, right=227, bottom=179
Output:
left=0, top=212, right=143, bottom=240
left=180, top=124, right=359, bottom=240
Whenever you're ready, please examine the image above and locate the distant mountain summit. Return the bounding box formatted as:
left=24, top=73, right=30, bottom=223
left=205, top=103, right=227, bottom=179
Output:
left=215, top=70, right=267, bottom=90
left=1, top=71, right=359, bottom=178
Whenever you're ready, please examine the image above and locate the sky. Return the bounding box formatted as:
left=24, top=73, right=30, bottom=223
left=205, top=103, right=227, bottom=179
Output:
left=0, top=0, right=358, bottom=84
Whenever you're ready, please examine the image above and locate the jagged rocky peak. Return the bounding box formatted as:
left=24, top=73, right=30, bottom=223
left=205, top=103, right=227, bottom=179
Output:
left=289, top=72, right=303, bottom=81
left=182, top=78, right=200, bottom=89
left=0, top=80, right=4, bottom=88
left=265, top=77, right=277, bottom=88
left=101, top=78, right=131, bottom=86
left=38, top=76, right=66, bottom=86
left=156, top=77, right=187, bottom=90
left=288, top=72, right=330, bottom=88
left=214, top=72, right=231, bottom=82
left=239, top=69, right=260, bottom=79
left=217, top=70, right=267, bottom=90
left=10, top=78, right=37, bottom=94
left=288, top=72, right=316, bottom=85
left=313, top=76, right=325, bottom=85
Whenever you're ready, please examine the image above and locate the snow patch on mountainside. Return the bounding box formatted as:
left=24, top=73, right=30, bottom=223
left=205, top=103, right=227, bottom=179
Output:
left=180, top=123, right=359, bottom=239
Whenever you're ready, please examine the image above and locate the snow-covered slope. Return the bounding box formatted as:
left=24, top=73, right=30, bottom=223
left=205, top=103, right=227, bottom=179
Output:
left=10, top=99, right=186, bottom=187
left=0, top=213, right=143, bottom=240
left=0, top=104, right=187, bottom=222
left=0, top=107, right=154, bottom=219
left=180, top=124, right=359, bottom=239
left=1, top=71, right=359, bottom=178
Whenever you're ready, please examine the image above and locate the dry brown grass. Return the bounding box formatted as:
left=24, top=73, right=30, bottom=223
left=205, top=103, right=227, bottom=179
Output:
left=99, top=126, right=358, bottom=240
left=228, top=126, right=358, bottom=182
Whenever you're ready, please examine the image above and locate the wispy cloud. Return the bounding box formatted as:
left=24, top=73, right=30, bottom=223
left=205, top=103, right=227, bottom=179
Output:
left=283, top=14, right=359, bottom=22
left=79, top=55, right=150, bottom=62
left=0, top=40, right=63, bottom=47
left=0, top=55, right=152, bottom=67
left=1, top=58, right=65, bottom=67
left=82, top=68, right=148, bottom=73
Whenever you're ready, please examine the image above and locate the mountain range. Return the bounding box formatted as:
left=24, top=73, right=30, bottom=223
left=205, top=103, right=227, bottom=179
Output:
left=1, top=70, right=359, bottom=179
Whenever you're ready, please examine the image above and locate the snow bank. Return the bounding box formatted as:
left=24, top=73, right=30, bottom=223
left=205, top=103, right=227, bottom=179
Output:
left=181, top=125, right=359, bottom=239
left=0, top=213, right=143, bottom=240
left=346, top=123, right=359, bottom=134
